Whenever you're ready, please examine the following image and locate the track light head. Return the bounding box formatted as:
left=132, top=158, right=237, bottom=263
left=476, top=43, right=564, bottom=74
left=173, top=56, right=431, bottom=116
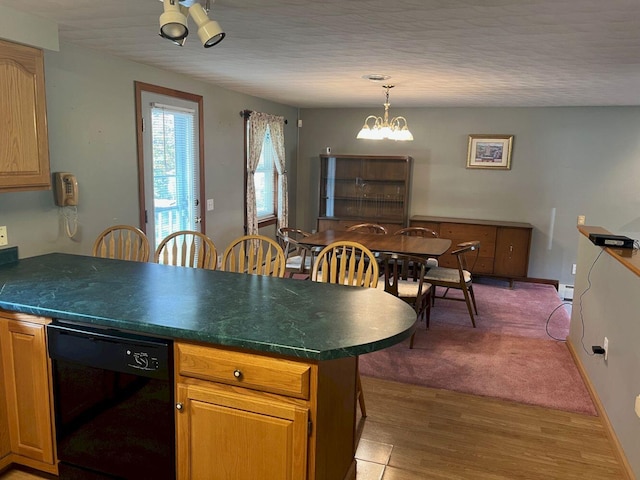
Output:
left=189, top=3, right=226, bottom=48
left=159, top=0, right=188, bottom=41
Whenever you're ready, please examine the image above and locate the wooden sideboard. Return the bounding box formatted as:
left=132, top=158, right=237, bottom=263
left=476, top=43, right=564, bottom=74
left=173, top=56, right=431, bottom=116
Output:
left=410, top=215, right=533, bottom=282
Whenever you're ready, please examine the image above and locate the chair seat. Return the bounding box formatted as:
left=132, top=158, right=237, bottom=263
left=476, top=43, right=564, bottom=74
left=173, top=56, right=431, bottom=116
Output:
left=378, top=279, right=431, bottom=298
left=424, top=266, right=471, bottom=284
left=285, top=254, right=313, bottom=271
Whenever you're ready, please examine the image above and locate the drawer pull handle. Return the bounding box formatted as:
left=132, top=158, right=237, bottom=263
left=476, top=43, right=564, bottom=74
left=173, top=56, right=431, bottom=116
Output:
left=233, top=369, right=243, bottom=379
left=176, top=402, right=184, bottom=411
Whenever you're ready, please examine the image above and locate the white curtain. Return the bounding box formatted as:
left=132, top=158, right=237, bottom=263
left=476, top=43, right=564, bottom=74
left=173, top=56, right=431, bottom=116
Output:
left=268, top=115, right=288, bottom=231
left=246, top=111, right=287, bottom=234
left=247, top=112, right=269, bottom=234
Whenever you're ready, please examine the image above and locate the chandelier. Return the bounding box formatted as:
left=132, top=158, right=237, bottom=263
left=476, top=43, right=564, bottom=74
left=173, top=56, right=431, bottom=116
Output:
left=356, top=85, right=413, bottom=141
left=159, top=0, right=225, bottom=48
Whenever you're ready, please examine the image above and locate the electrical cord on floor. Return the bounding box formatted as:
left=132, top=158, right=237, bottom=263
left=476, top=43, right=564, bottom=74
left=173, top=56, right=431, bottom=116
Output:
left=545, top=302, right=572, bottom=341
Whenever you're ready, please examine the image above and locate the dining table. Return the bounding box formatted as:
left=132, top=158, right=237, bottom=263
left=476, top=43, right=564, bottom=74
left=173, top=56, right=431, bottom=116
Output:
left=298, top=229, right=452, bottom=258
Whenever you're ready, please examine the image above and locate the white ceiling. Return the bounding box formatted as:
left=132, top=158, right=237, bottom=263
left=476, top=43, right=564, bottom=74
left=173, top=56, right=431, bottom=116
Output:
left=2, top=0, right=640, bottom=108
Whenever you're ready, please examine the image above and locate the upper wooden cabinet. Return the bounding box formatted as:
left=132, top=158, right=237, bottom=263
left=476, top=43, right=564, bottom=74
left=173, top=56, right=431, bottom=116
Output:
left=318, top=154, right=412, bottom=233
left=0, top=39, right=51, bottom=192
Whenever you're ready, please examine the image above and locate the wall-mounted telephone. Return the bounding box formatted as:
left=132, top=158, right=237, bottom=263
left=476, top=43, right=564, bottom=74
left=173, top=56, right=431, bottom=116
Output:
left=53, top=172, right=78, bottom=206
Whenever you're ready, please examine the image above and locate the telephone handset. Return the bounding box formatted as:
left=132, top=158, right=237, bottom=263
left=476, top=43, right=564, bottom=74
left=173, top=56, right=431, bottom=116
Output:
left=53, top=172, right=78, bottom=206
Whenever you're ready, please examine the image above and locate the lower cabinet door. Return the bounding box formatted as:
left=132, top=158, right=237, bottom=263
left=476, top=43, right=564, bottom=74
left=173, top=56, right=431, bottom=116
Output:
left=0, top=318, right=55, bottom=465
left=176, top=383, right=309, bottom=480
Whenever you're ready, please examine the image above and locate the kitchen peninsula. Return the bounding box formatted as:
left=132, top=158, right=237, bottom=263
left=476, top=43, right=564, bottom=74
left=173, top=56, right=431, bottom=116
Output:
left=0, top=253, right=416, bottom=480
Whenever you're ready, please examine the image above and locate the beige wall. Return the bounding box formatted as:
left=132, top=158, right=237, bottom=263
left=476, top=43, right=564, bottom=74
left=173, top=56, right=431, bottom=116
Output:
left=0, top=41, right=299, bottom=258
left=297, top=107, right=640, bottom=285
left=569, top=232, right=640, bottom=477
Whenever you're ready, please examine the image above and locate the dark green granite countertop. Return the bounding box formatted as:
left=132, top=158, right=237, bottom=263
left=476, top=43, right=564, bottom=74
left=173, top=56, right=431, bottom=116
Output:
left=0, top=253, right=417, bottom=360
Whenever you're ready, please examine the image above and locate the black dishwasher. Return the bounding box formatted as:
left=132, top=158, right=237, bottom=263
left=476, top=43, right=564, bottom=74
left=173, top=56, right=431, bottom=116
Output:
left=47, top=321, right=175, bottom=479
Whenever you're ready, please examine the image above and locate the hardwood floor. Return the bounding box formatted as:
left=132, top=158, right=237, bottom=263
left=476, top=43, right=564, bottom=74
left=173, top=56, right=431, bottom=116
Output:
left=356, top=376, right=625, bottom=480
left=1, top=376, right=626, bottom=480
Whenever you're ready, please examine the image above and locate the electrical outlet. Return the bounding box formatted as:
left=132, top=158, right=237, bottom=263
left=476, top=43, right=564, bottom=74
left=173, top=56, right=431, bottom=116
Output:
left=603, top=337, right=609, bottom=361
left=577, top=215, right=586, bottom=225
left=207, top=198, right=214, bottom=211
left=0, top=226, right=7, bottom=247
left=571, top=264, right=577, bottom=275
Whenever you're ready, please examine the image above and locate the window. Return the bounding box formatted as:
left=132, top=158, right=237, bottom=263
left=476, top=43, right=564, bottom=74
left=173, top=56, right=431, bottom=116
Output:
left=255, top=129, right=277, bottom=221
left=243, top=110, right=288, bottom=234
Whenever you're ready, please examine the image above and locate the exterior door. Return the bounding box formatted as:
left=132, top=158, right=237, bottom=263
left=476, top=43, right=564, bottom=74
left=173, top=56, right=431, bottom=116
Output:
left=136, top=83, right=204, bottom=252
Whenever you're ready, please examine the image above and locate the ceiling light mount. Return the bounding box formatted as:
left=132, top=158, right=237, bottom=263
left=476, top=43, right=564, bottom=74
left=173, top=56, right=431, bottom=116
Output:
left=357, top=85, right=413, bottom=141
left=159, top=0, right=225, bottom=48
left=362, top=73, right=391, bottom=82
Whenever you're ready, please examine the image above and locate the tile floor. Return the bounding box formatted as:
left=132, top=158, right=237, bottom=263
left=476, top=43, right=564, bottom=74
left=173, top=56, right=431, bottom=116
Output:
left=355, top=438, right=394, bottom=480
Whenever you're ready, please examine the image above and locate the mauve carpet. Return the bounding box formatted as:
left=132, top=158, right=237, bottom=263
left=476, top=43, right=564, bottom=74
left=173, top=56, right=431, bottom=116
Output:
left=359, top=280, right=597, bottom=416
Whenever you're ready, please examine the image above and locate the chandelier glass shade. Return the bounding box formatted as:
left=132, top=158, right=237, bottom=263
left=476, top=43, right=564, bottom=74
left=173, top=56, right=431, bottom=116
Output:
left=356, top=85, right=413, bottom=141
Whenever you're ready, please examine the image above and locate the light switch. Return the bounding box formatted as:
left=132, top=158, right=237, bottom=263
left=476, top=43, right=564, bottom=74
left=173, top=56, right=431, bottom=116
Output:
left=207, top=199, right=214, bottom=211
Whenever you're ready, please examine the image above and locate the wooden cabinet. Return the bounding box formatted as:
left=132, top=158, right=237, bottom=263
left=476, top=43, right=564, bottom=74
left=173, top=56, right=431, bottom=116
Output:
left=0, top=39, right=51, bottom=192
left=0, top=335, right=10, bottom=470
left=410, top=216, right=533, bottom=281
left=175, top=342, right=357, bottom=480
left=0, top=311, right=56, bottom=474
left=318, top=154, right=411, bottom=233
left=176, top=383, right=309, bottom=480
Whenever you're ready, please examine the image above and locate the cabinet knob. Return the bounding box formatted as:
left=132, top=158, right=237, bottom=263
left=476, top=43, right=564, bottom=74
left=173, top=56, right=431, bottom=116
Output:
left=233, top=369, right=243, bottom=379
left=176, top=402, right=184, bottom=411
left=509, top=245, right=513, bottom=252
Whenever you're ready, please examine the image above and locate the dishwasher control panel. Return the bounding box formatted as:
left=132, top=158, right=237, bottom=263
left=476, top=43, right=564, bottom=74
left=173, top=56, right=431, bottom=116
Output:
left=47, top=320, right=172, bottom=381
left=126, top=348, right=162, bottom=371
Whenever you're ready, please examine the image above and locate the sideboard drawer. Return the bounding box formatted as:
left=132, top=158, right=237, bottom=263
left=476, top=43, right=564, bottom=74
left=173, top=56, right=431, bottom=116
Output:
left=176, top=342, right=312, bottom=400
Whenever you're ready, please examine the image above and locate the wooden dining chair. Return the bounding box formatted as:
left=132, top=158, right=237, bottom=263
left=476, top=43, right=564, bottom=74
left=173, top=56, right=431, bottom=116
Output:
left=311, top=240, right=379, bottom=288
left=276, top=227, right=315, bottom=278
left=394, top=226, right=440, bottom=267
left=311, top=240, right=378, bottom=418
left=379, top=254, right=432, bottom=348
left=346, top=223, right=388, bottom=235
left=222, top=234, right=286, bottom=277
left=92, top=225, right=150, bottom=262
left=154, top=230, right=218, bottom=270
left=422, top=241, right=480, bottom=327
left=394, top=226, right=438, bottom=238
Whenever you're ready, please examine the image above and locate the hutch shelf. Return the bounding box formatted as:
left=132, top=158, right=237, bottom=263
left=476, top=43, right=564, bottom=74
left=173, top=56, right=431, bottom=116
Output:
left=317, top=154, right=412, bottom=233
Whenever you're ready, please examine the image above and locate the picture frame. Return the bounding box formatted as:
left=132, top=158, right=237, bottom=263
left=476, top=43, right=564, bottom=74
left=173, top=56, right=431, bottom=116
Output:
left=466, top=135, right=513, bottom=170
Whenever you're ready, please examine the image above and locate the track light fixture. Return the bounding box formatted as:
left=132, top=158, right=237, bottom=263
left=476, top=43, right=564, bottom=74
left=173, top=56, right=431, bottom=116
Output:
left=159, top=0, right=225, bottom=48
left=159, top=0, right=188, bottom=42
left=357, top=85, right=414, bottom=141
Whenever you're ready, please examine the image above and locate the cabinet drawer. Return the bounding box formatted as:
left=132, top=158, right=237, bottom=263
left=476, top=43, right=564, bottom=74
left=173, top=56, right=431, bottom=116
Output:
left=440, top=224, right=496, bottom=250
left=176, top=343, right=311, bottom=400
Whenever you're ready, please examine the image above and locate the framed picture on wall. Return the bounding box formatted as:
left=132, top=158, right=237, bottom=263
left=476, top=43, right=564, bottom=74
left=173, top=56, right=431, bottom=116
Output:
left=466, top=135, right=513, bottom=170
